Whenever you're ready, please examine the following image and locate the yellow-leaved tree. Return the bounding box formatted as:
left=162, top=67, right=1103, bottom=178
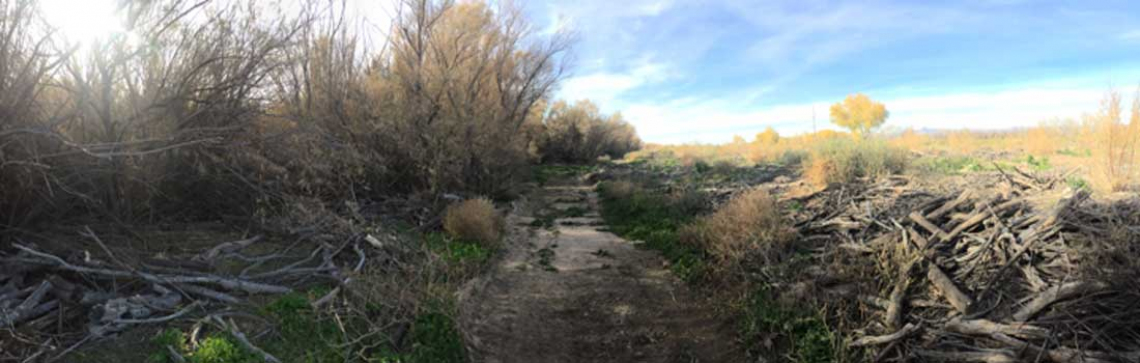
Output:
left=830, top=93, right=889, bottom=138
left=754, top=126, right=780, bottom=145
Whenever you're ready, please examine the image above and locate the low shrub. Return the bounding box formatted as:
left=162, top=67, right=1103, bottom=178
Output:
left=680, top=188, right=792, bottom=267
left=804, top=140, right=908, bottom=187
left=442, top=198, right=504, bottom=248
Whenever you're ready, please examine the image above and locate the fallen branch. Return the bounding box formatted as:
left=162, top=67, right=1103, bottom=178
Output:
left=0, top=280, right=52, bottom=327
left=13, top=244, right=291, bottom=295
left=927, top=262, right=972, bottom=313
left=1012, top=280, right=1109, bottom=322
left=850, top=323, right=919, bottom=347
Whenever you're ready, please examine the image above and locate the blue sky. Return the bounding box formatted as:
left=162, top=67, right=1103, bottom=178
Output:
left=527, top=0, right=1140, bottom=144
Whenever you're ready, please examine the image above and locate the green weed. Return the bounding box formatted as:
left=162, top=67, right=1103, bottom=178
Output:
left=597, top=181, right=707, bottom=281
left=1026, top=155, right=1051, bottom=171
left=536, top=247, right=557, bottom=272
left=740, top=289, right=836, bottom=363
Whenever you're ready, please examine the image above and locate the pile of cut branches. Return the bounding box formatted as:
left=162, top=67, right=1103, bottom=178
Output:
left=782, top=169, right=1140, bottom=362
left=0, top=227, right=389, bottom=361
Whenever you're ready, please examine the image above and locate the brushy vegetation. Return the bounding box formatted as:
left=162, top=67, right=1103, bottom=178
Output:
left=443, top=198, right=505, bottom=248
left=804, top=140, right=908, bottom=187
left=739, top=289, right=837, bottom=363
left=537, top=100, right=642, bottom=164
left=0, top=0, right=645, bottom=233
left=679, top=188, right=792, bottom=267
left=598, top=171, right=838, bottom=362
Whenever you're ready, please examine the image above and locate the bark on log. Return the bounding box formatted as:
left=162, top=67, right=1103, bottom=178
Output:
left=945, top=318, right=1049, bottom=339
left=0, top=280, right=52, bottom=327
left=850, top=323, right=918, bottom=347
left=926, top=190, right=973, bottom=220
left=927, top=263, right=972, bottom=313
left=1013, top=281, right=1109, bottom=322
left=14, top=244, right=291, bottom=294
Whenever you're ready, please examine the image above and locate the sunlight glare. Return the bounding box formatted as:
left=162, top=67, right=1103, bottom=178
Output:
left=40, top=0, right=124, bottom=46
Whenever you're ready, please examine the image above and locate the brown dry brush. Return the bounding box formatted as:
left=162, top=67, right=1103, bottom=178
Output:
left=0, top=0, right=576, bottom=360
left=783, top=171, right=1140, bottom=362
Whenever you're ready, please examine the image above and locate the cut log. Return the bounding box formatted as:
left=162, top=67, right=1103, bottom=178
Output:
left=989, top=333, right=1111, bottom=363
left=941, top=197, right=1025, bottom=243
left=1013, top=281, right=1109, bottom=322
left=926, top=190, right=973, bottom=220
left=850, top=323, right=918, bottom=347
left=915, top=349, right=1018, bottom=363
left=909, top=211, right=947, bottom=239
left=945, top=318, right=1049, bottom=339
left=194, top=235, right=263, bottom=261
left=0, top=280, right=53, bottom=327
left=927, top=263, right=972, bottom=313
left=14, top=244, right=291, bottom=294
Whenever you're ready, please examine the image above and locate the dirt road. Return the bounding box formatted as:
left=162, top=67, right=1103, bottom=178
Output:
left=459, top=181, right=744, bottom=363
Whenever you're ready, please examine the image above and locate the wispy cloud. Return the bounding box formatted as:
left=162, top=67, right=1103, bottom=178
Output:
left=559, top=60, right=670, bottom=104
left=1121, top=29, right=1140, bottom=42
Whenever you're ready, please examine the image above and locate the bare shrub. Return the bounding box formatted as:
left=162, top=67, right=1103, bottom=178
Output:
left=539, top=100, right=642, bottom=163
left=443, top=198, right=504, bottom=247
left=680, top=188, right=791, bottom=267
left=1087, top=89, right=1140, bottom=192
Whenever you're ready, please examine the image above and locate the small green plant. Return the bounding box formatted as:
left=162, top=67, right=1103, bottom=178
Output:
left=740, top=289, right=836, bottom=363
left=592, top=249, right=614, bottom=258
left=424, top=233, right=493, bottom=265
left=1026, top=155, right=1051, bottom=171
left=1057, top=148, right=1092, bottom=157
left=1067, top=176, right=1090, bottom=191
left=918, top=155, right=981, bottom=174
left=192, top=336, right=258, bottom=363
left=149, top=328, right=188, bottom=363
left=404, top=302, right=466, bottom=363
left=151, top=330, right=258, bottom=363
left=536, top=247, right=557, bottom=271
left=262, top=292, right=346, bottom=362
left=561, top=206, right=589, bottom=218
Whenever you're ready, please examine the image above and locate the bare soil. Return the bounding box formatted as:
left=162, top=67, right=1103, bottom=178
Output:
left=458, top=181, right=744, bottom=363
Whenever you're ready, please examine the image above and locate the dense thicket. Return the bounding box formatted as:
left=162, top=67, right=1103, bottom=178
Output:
left=0, top=0, right=627, bottom=231
left=538, top=100, right=642, bottom=163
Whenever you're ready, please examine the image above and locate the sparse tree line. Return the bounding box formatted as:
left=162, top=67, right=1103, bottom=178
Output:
left=0, top=0, right=641, bottom=230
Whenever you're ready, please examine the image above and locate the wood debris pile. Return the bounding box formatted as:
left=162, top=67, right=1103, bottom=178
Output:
left=789, top=171, right=1140, bottom=362
left=0, top=228, right=388, bottom=361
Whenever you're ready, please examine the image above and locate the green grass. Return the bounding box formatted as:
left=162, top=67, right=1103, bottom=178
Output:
left=1067, top=176, right=1090, bottom=191
left=1057, top=148, right=1092, bottom=157
left=596, top=181, right=707, bottom=282
left=740, top=289, right=837, bottom=363
left=1025, top=155, right=1051, bottom=171
left=534, top=164, right=597, bottom=186
left=149, top=291, right=470, bottom=363
left=916, top=155, right=984, bottom=174
left=424, top=232, right=493, bottom=266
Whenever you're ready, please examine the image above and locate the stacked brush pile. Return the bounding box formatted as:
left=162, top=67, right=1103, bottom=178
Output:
left=777, top=169, right=1140, bottom=362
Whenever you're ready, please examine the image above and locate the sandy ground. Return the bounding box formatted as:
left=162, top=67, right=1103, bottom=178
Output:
left=458, top=181, right=744, bottom=363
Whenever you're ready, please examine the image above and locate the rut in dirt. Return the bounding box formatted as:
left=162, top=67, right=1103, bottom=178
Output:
left=458, top=180, right=744, bottom=363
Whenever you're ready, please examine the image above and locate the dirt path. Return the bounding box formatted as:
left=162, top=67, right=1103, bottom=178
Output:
left=459, top=181, right=743, bottom=363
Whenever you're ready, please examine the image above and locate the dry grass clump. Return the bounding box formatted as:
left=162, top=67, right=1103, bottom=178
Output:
left=598, top=180, right=638, bottom=200
left=804, top=140, right=908, bottom=187
left=680, top=188, right=792, bottom=267
left=443, top=198, right=504, bottom=247
left=1087, top=89, right=1140, bottom=192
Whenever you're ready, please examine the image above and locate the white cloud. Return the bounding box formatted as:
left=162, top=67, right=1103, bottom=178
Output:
left=1120, top=29, right=1140, bottom=41
left=559, top=61, right=670, bottom=104
left=622, top=87, right=1106, bottom=144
